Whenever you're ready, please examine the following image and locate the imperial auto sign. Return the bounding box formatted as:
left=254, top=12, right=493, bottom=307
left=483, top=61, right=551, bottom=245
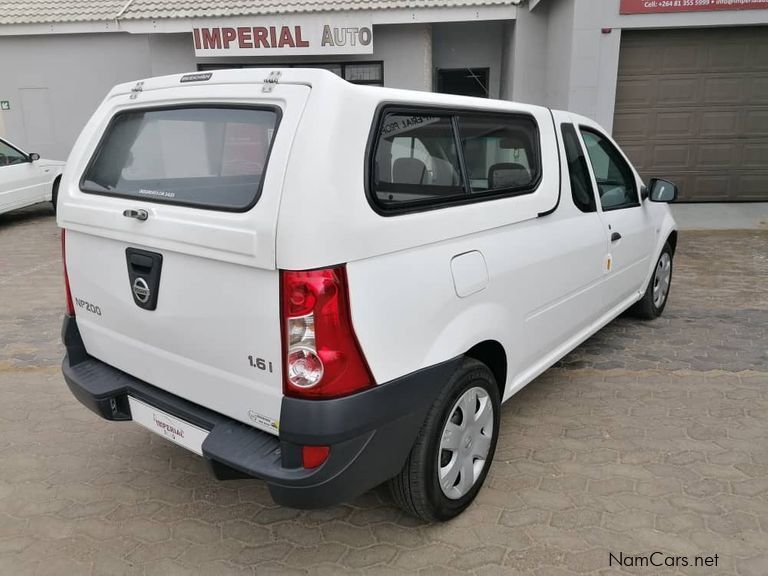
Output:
left=193, top=17, right=373, bottom=56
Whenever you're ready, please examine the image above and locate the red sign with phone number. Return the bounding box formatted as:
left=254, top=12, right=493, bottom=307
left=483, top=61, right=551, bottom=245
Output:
left=621, top=0, right=768, bottom=13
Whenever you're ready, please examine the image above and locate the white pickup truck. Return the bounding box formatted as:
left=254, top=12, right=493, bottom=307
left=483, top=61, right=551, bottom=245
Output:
left=59, top=69, right=677, bottom=521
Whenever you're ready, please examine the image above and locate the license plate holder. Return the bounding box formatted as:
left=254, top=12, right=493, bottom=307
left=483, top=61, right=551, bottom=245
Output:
left=128, top=396, right=209, bottom=456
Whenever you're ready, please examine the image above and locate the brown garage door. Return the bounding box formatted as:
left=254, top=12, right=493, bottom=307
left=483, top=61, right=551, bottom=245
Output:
left=613, top=27, right=768, bottom=202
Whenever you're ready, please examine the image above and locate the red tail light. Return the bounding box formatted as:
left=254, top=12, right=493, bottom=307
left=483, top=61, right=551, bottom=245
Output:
left=62, top=230, right=75, bottom=316
left=280, top=266, right=374, bottom=399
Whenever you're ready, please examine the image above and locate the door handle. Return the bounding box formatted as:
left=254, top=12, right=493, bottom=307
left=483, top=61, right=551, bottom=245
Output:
left=123, top=209, right=148, bottom=221
left=127, top=252, right=155, bottom=274
left=611, top=232, right=622, bottom=242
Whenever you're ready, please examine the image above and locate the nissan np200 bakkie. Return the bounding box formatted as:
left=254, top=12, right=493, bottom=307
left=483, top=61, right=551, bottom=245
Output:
left=59, top=69, right=678, bottom=521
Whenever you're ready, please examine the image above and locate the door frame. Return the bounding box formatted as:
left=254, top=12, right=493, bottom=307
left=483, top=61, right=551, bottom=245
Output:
left=434, top=67, right=490, bottom=98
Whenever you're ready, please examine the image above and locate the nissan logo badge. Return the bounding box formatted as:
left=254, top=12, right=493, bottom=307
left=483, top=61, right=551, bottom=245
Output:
left=132, top=277, right=151, bottom=304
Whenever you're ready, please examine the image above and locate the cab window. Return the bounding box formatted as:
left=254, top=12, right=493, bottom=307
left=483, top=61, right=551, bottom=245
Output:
left=370, top=109, right=541, bottom=212
left=580, top=128, right=638, bottom=211
left=458, top=114, right=539, bottom=195
left=561, top=124, right=596, bottom=213
left=372, top=114, right=464, bottom=208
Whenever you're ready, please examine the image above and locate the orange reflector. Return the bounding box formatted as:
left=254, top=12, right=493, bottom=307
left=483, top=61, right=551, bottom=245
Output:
left=302, top=445, right=330, bottom=468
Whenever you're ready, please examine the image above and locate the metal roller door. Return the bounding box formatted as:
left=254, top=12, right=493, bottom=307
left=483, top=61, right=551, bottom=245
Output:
left=613, top=27, right=768, bottom=202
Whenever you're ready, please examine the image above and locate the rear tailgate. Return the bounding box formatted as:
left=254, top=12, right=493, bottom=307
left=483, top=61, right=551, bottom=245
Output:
left=59, top=78, right=310, bottom=434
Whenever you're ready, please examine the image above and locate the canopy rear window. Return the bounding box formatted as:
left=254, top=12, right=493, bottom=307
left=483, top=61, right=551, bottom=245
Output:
left=81, top=106, right=280, bottom=211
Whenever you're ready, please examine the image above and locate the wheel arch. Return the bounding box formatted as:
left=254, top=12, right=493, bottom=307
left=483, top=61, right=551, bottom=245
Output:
left=667, top=230, right=678, bottom=254
left=51, top=174, right=62, bottom=200
left=465, top=340, right=507, bottom=401
left=640, top=210, right=677, bottom=292
left=421, top=301, right=510, bottom=402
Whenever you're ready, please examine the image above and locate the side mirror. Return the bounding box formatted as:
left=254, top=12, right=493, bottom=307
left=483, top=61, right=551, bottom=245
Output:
left=29, top=153, right=40, bottom=161
left=647, top=178, right=677, bottom=203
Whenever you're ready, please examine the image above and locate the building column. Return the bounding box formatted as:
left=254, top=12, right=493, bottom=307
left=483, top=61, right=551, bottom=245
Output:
left=568, top=0, right=622, bottom=132
left=423, top=23, right=433, bottom=92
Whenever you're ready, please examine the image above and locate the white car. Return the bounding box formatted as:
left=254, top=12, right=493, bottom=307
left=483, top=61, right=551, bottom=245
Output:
left=58, top=69, right=677, bottom=521
left=0, top=137, right=64, bottom=216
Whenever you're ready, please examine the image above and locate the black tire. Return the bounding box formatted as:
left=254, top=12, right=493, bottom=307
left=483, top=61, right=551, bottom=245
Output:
left=389, top=357, right=500, bottom=522
left=51, top=177, right=61, bottom=214
left=632, top=241, right=673, bottom=320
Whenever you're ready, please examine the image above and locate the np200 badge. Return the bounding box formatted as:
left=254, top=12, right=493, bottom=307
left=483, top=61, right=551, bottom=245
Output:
left=75, top=297, right=102, bottom=316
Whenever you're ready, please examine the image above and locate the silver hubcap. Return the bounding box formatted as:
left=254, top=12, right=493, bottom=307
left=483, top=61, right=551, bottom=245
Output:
left=438, top=386, right=494, bottom=500
left=653, top=252, right=672, bottom=308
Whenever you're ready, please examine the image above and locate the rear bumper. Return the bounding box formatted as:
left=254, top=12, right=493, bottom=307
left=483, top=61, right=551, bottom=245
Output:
left=61, top=315, right=459, bottom=508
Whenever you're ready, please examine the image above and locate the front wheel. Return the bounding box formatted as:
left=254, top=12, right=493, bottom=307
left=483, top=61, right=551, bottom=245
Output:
left=632, top=241, right=673, bottom=320
left=389, top=358, right=500, bottom=521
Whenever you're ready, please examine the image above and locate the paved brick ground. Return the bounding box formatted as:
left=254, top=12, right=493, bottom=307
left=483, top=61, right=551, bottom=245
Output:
left=1, top=204, right=766, bottom=576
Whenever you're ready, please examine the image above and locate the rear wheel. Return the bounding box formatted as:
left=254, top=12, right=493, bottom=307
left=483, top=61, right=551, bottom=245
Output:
left=389, top=357, right=500, bottom=521
left=632, top=242, right=673, bottom=320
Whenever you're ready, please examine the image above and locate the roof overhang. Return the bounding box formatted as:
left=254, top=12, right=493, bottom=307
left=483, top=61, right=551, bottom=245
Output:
left=0, top=4, right=519, bottom=36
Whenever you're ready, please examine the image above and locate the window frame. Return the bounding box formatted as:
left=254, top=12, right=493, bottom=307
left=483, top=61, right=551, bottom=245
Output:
left=78, top=104, right=282, bottom=213
left=560, top=123, right=597, bottom=214
left=0, top=138, right=31, bottom=165
left=366, top=104, right=542, bottom=216
left=578, top=125, right=640, bottom=212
